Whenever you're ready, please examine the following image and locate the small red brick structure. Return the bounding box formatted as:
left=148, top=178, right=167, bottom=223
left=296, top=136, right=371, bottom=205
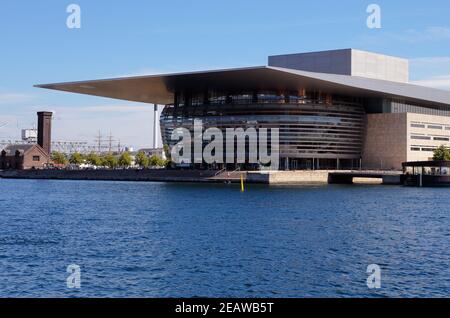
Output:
left=0, top=111, right=53, bottom=170
left=1, top=144, right=50, bottom=170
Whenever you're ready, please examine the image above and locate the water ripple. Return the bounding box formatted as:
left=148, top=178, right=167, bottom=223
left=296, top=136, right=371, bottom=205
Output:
left=0, top=180, right=448, bottom=297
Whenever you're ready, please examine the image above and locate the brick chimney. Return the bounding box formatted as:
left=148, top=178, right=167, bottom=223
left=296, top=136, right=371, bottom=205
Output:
left=37, top=111, right=52, bottom=155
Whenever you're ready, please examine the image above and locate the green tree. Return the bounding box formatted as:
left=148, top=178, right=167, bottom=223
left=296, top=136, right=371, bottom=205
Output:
left=86, top=152, right=102, bottom=166
left=101, top=154, right=118, bottom=169
left=51, top=151, right=68, bottom=165
left=163, top=144, right=171, bottom=160
left=164, top=159, right=173, bottom=169
left=433, top=145, right=450, bottom=161
left=135, top=151, right=149, bottom=168
left=118, top=151, right=132, bottom=167
left=149, top=155, right=166, bottom=167
left=69, top=152, right=84, bottom=165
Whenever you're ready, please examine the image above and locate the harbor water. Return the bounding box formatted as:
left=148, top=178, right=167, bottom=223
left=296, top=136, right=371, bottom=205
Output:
left=0, top=179, right=448, bottom=297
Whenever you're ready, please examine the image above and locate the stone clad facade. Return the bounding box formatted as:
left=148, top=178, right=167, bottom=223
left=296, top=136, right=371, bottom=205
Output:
left=363, top=113, right=450, bottom=170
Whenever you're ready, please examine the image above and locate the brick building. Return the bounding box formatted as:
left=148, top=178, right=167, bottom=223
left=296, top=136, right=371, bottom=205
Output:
left=0, top=111, right=52, bottom=170
left=0, top=144, right=50, bottom=170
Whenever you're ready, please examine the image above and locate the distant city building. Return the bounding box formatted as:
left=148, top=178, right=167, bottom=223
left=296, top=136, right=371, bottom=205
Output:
left=37, top=49, right=450, bottom=170
left=21, top=129, right=38, bottom=142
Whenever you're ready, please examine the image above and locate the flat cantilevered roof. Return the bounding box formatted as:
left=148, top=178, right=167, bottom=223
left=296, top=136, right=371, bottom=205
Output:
left=35, top=66, right=450, bottom=107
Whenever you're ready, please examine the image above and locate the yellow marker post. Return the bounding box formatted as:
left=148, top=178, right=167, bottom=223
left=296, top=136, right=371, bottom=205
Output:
left=240, top=174, right=245, bottom=192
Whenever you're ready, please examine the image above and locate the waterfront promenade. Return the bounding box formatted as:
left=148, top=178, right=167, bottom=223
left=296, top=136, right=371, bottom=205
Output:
left=0, top=169, right=403, bottom=185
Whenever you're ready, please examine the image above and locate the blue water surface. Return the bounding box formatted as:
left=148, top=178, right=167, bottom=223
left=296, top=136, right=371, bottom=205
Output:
left=0, top=179, right=448, bottom=297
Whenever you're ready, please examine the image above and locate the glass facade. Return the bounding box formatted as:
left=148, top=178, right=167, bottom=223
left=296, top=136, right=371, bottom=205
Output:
left=390, top=99, right=450, bottom=117
left=161, top=90, right=365, bottom=170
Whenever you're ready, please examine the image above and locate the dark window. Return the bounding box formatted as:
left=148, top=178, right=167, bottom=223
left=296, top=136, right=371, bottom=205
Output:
left=411, top=135, right=431, bottom=140
left=433, top=137, right=449, bottom=141
left=33, top=156, right=40, bottom=161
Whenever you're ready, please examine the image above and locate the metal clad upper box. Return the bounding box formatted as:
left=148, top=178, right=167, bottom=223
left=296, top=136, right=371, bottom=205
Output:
left=268, top=49, right=409, bottom=83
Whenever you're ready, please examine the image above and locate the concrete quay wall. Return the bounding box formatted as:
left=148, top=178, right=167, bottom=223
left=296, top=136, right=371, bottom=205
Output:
left=1, top=169, right=402, bottom=185
left=247, top=171, right=330, bottom=184
left=0, top=169, right=220, bottom=183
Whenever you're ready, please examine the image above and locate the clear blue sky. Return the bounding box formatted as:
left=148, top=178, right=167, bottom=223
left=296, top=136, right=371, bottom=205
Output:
left=1, top=0, right=450, bottom=148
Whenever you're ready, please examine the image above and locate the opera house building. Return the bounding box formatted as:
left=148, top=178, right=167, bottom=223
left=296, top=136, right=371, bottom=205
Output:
left=37, top=49, right=450, bottom=170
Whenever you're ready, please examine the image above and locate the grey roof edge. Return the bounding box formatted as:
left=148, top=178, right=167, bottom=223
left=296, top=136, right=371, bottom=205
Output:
left=268, top=48, right=352, bottom=58
left=268, top=48, right=408, bottom=62
left=350, top=48, right=408, bottom=61
left=2, top=144, right=34, bottom=155
left=34, top=66, right=268, bottom=89
left=267, top=66, right=450, bottom=106
left=34, top=65, right=450, bottom=106
left=2, top=144, right=48, bottom=156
